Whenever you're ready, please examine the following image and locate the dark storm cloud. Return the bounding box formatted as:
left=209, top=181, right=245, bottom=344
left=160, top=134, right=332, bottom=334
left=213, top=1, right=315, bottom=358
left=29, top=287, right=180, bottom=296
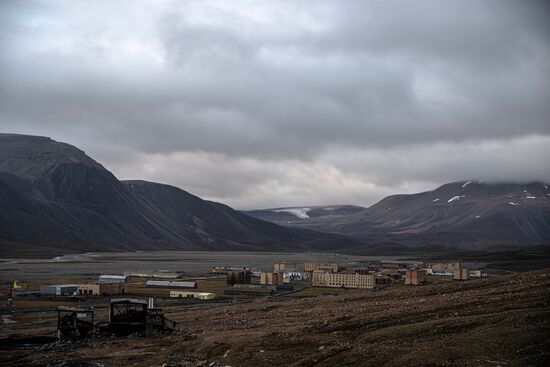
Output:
left=0, top=0, right=549, bottom=208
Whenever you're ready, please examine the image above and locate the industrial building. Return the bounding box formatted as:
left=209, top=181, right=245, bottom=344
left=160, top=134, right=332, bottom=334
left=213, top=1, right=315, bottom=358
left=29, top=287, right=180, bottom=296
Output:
left=57, top=306, right=95, bottom=339
left=260, top=271, right=283, bottom=285
left=109, top=298, right=148, bottom=336
left=77, top=283, right=126, bottom=296
left=312, top=271, right=374, bottom=289
left=170, top=291, right=215, bottom=300
left=226, top=270, right=251, bottom=285
left=454, top=268, right=470, bottom=281
left=98, top=275, right=128, bottom=284
left=145, top=280, right=197, bottom=288
left=304, top=262, right=340, bottom=273
left=405, top=270, right=427, bottom=285
left=40, top=284, right=78, bottom=296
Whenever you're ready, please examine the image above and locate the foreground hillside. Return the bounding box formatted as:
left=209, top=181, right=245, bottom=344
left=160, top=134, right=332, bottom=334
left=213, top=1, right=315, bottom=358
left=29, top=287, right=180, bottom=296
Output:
left=3, top=269, right=549, bottom=366
left=0, top=134, right=352, bottom=256
left=247, top=181, right=550, bottom=248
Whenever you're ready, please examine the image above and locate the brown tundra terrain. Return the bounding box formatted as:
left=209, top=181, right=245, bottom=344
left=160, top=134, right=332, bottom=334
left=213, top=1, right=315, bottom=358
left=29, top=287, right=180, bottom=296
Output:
left=2, top=269, right=550, bottom=367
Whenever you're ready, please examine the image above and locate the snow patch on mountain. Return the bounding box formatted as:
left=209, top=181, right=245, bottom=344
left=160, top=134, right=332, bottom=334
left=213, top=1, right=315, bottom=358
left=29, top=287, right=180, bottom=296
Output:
left=462, top=181, right=472, bottom=188
left=273, top=208, right=311, bottom=219
left=448, top=196, right=461, bottom=203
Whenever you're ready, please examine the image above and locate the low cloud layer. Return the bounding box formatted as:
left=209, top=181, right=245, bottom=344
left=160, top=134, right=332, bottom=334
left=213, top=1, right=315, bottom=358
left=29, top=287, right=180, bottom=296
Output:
left=1, top=1, right=549, bottom=209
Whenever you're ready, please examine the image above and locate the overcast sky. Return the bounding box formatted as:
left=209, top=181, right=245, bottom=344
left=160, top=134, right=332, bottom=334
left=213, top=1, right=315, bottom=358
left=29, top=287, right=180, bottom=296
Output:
left=1, top=1, right=549, bottom=209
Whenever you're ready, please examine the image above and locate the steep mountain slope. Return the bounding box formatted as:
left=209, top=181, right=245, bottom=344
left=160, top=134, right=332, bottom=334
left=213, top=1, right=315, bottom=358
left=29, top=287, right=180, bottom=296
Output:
left=247, top=182, right=550, bottom=248
left=123, top=180, right=352, bottom=251
left=0, top=134, right=353, bottom=256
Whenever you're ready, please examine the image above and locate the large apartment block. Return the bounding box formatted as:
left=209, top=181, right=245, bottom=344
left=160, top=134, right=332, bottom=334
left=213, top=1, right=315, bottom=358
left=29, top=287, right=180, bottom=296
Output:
left=260, top=271, right=283, bottom=285
left=304, top=262, right=340, bottom=273
left=312, top=271, right=374, bottom=289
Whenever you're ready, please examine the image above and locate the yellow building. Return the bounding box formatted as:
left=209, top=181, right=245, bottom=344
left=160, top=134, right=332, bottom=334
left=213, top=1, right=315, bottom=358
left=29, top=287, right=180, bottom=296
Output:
left=169, top=291, right=215, bottom=300
left=312, top=271, right=374, bottom=289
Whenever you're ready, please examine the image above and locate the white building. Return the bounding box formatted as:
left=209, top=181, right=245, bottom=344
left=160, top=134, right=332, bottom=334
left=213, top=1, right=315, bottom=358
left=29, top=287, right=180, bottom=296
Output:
left=281, top=269, right=310, bottom=282
left=170, top=291, right=215, bottom=300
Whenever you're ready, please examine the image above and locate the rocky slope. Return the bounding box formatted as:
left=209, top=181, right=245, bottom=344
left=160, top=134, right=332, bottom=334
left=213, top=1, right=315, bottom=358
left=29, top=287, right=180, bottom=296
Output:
left=0, top=134, right=353, bottom=256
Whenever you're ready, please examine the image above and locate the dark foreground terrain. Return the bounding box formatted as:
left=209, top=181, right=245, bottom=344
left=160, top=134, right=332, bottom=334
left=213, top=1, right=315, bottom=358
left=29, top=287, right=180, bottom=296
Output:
left=2, top=269, right=549, bottom=367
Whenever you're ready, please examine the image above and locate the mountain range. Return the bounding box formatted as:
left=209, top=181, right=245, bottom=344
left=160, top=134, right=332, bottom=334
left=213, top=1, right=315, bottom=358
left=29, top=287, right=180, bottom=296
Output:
left=0, top=134, right=353, bottom=257
left=244, top=181, right=550, bottom=249
left=1, top=133, right=549, bottom=257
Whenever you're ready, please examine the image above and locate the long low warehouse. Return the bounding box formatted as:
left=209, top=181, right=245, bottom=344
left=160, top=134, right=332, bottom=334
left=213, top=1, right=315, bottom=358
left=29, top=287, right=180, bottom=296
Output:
left=170, top=291, right=215, bottom=300
left=125, top=272, right=180, bottom=279
left=40, top=284, right=78, bottom=296
left=145, top=280, right=197, bottom=288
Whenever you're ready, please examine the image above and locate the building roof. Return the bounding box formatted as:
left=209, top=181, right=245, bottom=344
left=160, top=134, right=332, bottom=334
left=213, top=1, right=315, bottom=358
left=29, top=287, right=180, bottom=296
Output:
left=145, top=280, right=197, bottom=287
left=99, top=275, right=127, bottom=279
left=110, top=298, right=147, bottom=305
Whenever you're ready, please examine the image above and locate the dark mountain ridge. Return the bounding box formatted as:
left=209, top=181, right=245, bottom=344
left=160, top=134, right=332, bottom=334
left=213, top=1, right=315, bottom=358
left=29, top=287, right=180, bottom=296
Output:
left=0, top=134, right=354, bottom=256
